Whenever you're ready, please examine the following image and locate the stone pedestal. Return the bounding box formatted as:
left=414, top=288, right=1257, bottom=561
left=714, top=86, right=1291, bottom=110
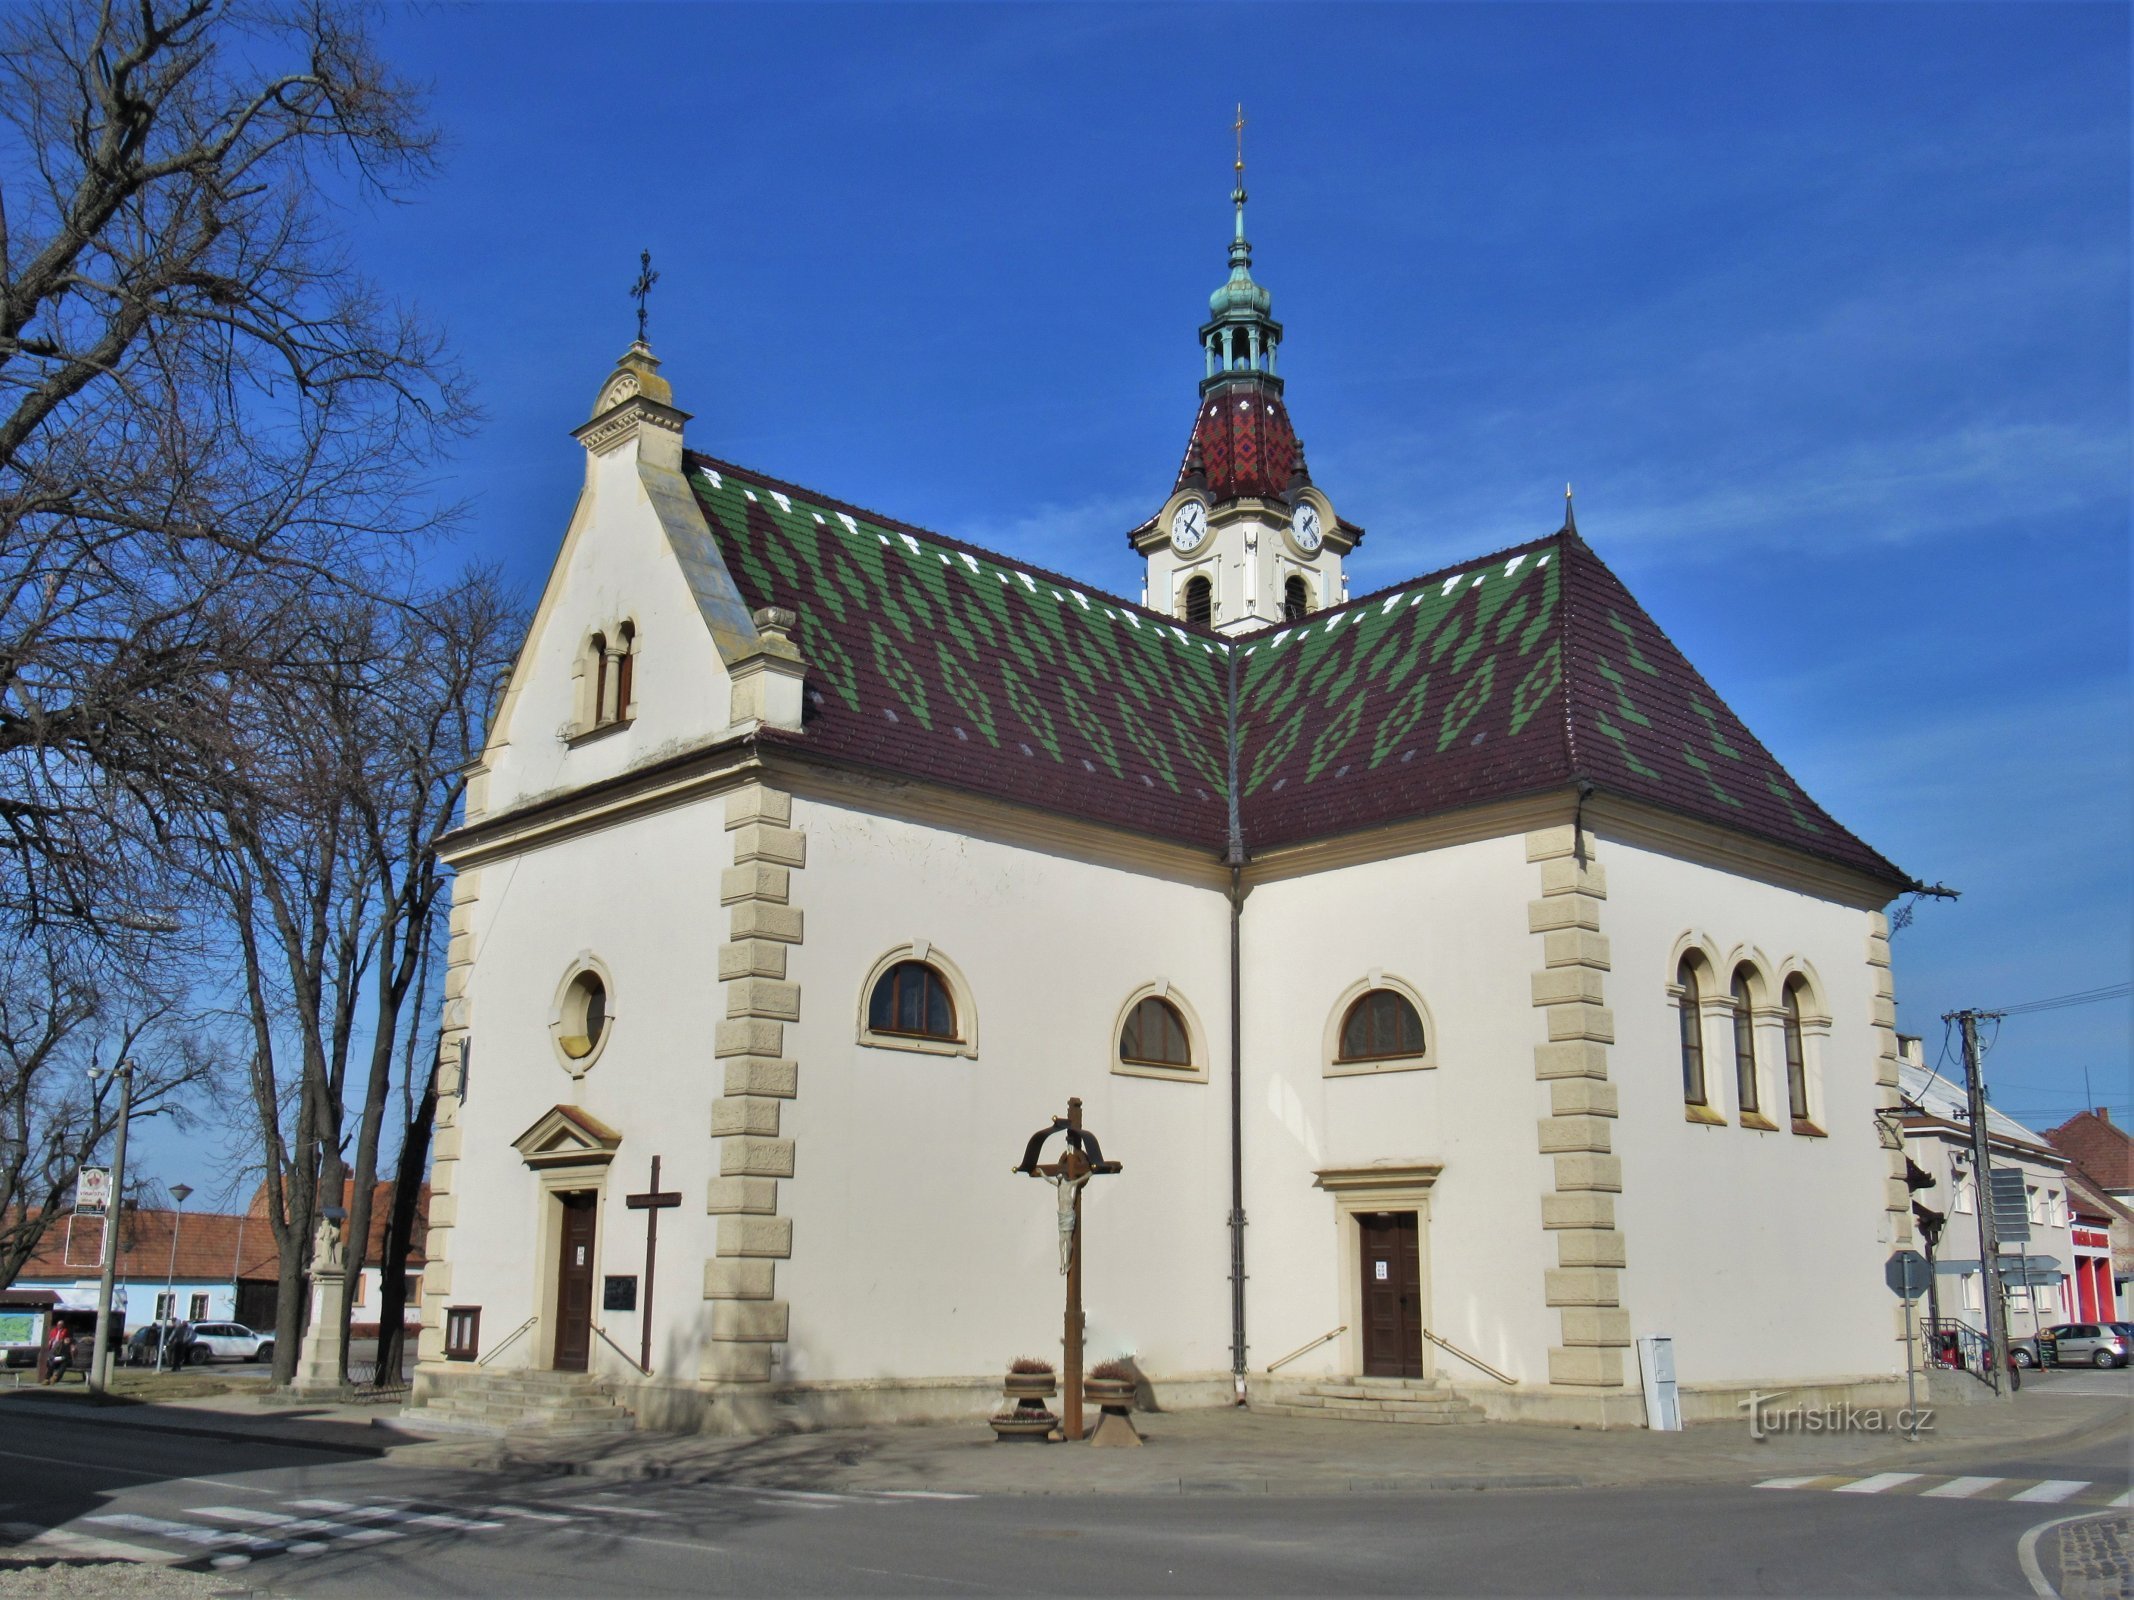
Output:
left=291, top=1219, right=349, bottom=1397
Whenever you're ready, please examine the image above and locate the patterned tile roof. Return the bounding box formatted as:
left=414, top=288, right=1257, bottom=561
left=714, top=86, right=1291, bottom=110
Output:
left=1176, top=377, right=1302, bottom=503
left=688, top=453, right=1904, bottom=885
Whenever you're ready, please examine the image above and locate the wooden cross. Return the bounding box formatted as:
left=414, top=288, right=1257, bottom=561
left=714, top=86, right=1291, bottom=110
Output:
left=629, top=249, right=660, bottom=344
left=624, top=1154, right=681, bottom=1373
left=1015, top=1098, right=1123, bottom=1442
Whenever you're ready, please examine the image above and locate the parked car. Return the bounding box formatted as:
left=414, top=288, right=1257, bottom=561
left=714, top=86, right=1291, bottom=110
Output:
left=123, top=1321, right=206, bottom=1368
left=2040, top=1323, right=2128, bottom=1368
left=188, top=1322, right=274, bottom=1364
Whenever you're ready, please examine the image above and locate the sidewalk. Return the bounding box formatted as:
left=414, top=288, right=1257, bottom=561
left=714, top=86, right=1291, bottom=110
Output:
left=391, top=1382, right=2130, bottom=1498
left=0, top=1384, right=394, bottom=1456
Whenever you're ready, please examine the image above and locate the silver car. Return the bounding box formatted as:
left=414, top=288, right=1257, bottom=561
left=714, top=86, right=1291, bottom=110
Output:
left=2041, top=1323, right=2127, bottom=1369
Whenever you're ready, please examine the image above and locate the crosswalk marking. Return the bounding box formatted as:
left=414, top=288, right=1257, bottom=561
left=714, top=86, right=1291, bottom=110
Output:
left=88, top=1513, right=286, bottom=1552
left=2009, top=1479, right=2088, bottom=1504
left=1834, top=1473, right=1921, bottom=1495
left=285, top=1498, right=502, bottom=1530
left=3, top=1522, right=185, bottom=1566
left=1756, top=1473, right=2129, bottom=1508
left=1921, top=1476, right=2003, bottom=1498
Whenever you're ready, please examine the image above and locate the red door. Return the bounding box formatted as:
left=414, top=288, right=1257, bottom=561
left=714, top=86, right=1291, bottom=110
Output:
left=1359, top=1212, right=1423, bottom=1378
left=552, top=1192, right=597, bottom=1372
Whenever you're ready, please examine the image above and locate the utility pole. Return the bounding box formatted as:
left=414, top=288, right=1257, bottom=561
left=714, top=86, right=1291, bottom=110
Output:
left=1951, top=1009, right=2009, bottom=1394
left=87, top=1059, right=135, bottom=1397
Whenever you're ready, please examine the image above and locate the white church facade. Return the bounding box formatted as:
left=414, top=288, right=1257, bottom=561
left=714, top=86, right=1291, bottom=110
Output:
left=411, top=171, right=1923, bottom=1433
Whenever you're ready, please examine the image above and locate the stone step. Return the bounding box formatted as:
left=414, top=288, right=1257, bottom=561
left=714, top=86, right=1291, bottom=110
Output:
left=1256, top=1402, right=1481, bottom=1425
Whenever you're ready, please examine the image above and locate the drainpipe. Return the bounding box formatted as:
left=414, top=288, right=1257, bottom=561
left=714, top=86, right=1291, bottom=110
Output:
left=1224, top=643, right=1248, bottom=1402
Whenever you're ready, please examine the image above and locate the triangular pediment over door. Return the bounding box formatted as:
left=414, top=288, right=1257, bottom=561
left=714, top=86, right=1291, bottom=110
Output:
left=511, top=1105, right=623, bottom=1170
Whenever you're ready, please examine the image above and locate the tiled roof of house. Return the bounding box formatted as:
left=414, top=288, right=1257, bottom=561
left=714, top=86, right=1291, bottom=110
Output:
left=689, top=453, right=1904, bottom=884
left=2047, top=1110, right=2134, bottom=1192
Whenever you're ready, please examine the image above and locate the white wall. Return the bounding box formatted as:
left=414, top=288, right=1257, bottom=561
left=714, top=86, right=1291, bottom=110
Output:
left=1604, top=839, right=1893, bottom=1386
left=1237, top=834, right=1557, bottom=1384
left=778, top=798, right=1234, bottom=1383
left=483, top=447, right=734, bottom=820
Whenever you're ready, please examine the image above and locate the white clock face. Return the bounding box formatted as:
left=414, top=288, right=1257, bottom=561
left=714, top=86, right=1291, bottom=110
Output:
left=1292, top=502, right=1323, bottom=553
left=1170, top=499, right=1208, bottom=553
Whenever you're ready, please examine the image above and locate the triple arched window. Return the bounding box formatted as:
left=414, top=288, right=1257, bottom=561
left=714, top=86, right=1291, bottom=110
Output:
left=1675, top=942, right=1823, bottom=1135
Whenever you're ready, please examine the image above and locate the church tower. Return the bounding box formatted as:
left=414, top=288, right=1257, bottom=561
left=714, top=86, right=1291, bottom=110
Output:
left=1134, top=112, right=1357, bottom=634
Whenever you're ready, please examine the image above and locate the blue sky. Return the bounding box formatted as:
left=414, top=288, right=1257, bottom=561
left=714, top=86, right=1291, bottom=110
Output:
left=127, top=3, right=2130, bottom=1196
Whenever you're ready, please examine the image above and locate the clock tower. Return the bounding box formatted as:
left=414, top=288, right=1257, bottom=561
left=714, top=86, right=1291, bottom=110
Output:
left=1133, top=114, right=1357, bottom=634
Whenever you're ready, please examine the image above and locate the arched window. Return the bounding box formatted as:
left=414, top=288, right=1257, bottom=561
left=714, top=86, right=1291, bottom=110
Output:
left=1678, top=958, right=1707, bottom=1107
left=1782, top=977, right=1810, bottom=1123
left=1119, top=996, right=1192, bottom=1069
left=1729, top=967, right=1760, bottom=1118
left=1337, top=989, right=1426, bottom=1063
left=868, top=960, right=957, bottom=1041
left=1184, top=575, right=1213, bottom=628
left=614, top=621, right=636, bottom=720
left=588, top=632, right=609, bottom=728
left=1283, top=575, right=1310, bottom=622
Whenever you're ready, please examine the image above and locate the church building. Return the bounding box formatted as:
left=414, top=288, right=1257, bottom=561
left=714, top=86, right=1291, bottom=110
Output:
left=411, top=154, right=1923, bottom=1433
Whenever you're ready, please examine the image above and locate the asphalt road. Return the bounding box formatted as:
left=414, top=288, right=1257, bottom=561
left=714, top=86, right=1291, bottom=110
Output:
left=0, top=1405, right=2125, bottom=1596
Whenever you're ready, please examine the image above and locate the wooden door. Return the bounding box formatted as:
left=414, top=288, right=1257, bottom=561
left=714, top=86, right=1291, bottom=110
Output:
left=1359, top=1212, right=1423, bottom=1378
left=552, top=1192, right=597, bottom=1372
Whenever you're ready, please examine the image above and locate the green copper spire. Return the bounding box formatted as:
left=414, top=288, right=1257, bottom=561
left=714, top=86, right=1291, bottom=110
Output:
left=1200, top=104, right=1281, bottom=393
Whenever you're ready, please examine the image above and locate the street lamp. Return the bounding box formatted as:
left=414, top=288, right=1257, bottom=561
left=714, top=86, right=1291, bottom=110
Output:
left=157, top=1183, right=192, bottom=1373
left=86, top=1059, right=135, bottom=1397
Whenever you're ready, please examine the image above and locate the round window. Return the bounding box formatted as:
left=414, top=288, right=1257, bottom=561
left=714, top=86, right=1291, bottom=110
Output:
left=558, top=970, right=609, bottom=1060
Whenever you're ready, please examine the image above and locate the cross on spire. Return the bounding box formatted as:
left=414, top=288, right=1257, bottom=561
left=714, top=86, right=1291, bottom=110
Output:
left=630, top=249, right=660, bottom=344
left=1234, top=102, right=1246, bottom=182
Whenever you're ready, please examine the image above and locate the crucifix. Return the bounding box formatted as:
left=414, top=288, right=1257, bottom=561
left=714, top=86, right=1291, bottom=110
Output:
left=629, top=249, right=660, bottom=344
left=624, top=1155, right=681, bottom=1373
left=1014, top=1097, right=1123, bottom=1441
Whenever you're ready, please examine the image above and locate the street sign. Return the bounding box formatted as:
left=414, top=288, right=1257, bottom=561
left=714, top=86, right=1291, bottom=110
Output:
left=1885, top=1249, right=1931, bottom=1300
left=1989, top=1168, right=2031, bottom=1243
left=1997, top=1254, right=2065, bottom=1287
left=73, top=1168, right=110, bottom=1214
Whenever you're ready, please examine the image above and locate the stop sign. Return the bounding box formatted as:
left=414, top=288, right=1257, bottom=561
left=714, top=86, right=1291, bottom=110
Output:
left=1885, top=1249, right=1930, bottom=1300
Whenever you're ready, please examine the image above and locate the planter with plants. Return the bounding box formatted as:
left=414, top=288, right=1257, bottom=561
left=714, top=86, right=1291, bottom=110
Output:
left=1084, top=1357, right=1143, bottom=1447
left=990, top=1357, right=1059, bottom=1440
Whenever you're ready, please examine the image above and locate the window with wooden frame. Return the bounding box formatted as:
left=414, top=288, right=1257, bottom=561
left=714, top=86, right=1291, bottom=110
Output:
left=1782, top=977, right=1813, bottom=1128
left=1283, top=574, right=1311, bottom=623
left=868, top=960, right=957, bottom=1041
left=1729, top=966, right=1774, bottom=1127
left=444, top=1306, right=480, bottom=1361
left=1678, top=958, right=1709, bottom=1111
left=1120, top=996, right=1192, bottom=1070
left=1183, top=574, right=1213, bottom=628
left=1338, top=990, right=1426, bottom=1064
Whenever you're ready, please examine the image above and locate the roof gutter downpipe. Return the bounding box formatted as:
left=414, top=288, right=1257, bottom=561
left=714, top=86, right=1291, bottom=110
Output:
left=1224, top=643, right=1249, bottom=1404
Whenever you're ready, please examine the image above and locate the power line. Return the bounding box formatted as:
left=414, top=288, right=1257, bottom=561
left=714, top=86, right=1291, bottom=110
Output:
left=1988, top=982, right=2131, bottom=1017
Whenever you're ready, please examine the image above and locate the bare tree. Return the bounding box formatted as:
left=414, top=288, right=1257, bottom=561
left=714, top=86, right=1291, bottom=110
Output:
left=0, top=938, right=215, bottom=1287
left=0, top=0, right=466, bottom=933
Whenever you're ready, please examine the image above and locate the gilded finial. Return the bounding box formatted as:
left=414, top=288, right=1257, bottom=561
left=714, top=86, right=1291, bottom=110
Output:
left=1561, top=483, right=1578, bottom=537
left=1234, top=102, right=1246, bottom=178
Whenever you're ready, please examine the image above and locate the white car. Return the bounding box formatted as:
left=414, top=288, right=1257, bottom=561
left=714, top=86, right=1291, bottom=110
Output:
left=188, top=1321, right=274, bottom=1364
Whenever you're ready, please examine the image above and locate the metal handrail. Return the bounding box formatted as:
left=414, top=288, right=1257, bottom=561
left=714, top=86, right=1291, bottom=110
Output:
left=1422, top=1327, right=1517, bottom=1386
left=476, top=1315, right=538, bottom=1368
left=590, top=1321, right=650, bottom=1375
left=1266, top=1325, right=1346, bottom=1373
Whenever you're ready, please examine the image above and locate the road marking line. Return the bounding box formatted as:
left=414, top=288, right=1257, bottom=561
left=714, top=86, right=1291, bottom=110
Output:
left=8, top=1525, right=189, bottom=1566
left=2010, top=1480, right=2089, bottom=1504
left=488, top=1505, right=575, bottom=1523
left=2103, top=1488, right=2131, bottom=1509
left=87, top=1513, right=283, bottom=1551
left=1922, top=1477, right=2005, bottom=1498
left=872, top=1490, right=978, bottom=1500
left=733, top=1487, right=858, bottom=1503
left=284, top=1498, right=498, bottom=1530
left=1835, top=1473, right=1922, bottom=1495
left=0, top=1446, right=162, bottom=1479
left=556, top=1502, right=665, bottom=1518
left=1754, top=1476, right=1828, bottom=1490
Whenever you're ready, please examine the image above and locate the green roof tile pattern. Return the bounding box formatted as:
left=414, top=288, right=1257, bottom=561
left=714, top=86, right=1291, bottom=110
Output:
left=686, top=451, right=1903, bottom=885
